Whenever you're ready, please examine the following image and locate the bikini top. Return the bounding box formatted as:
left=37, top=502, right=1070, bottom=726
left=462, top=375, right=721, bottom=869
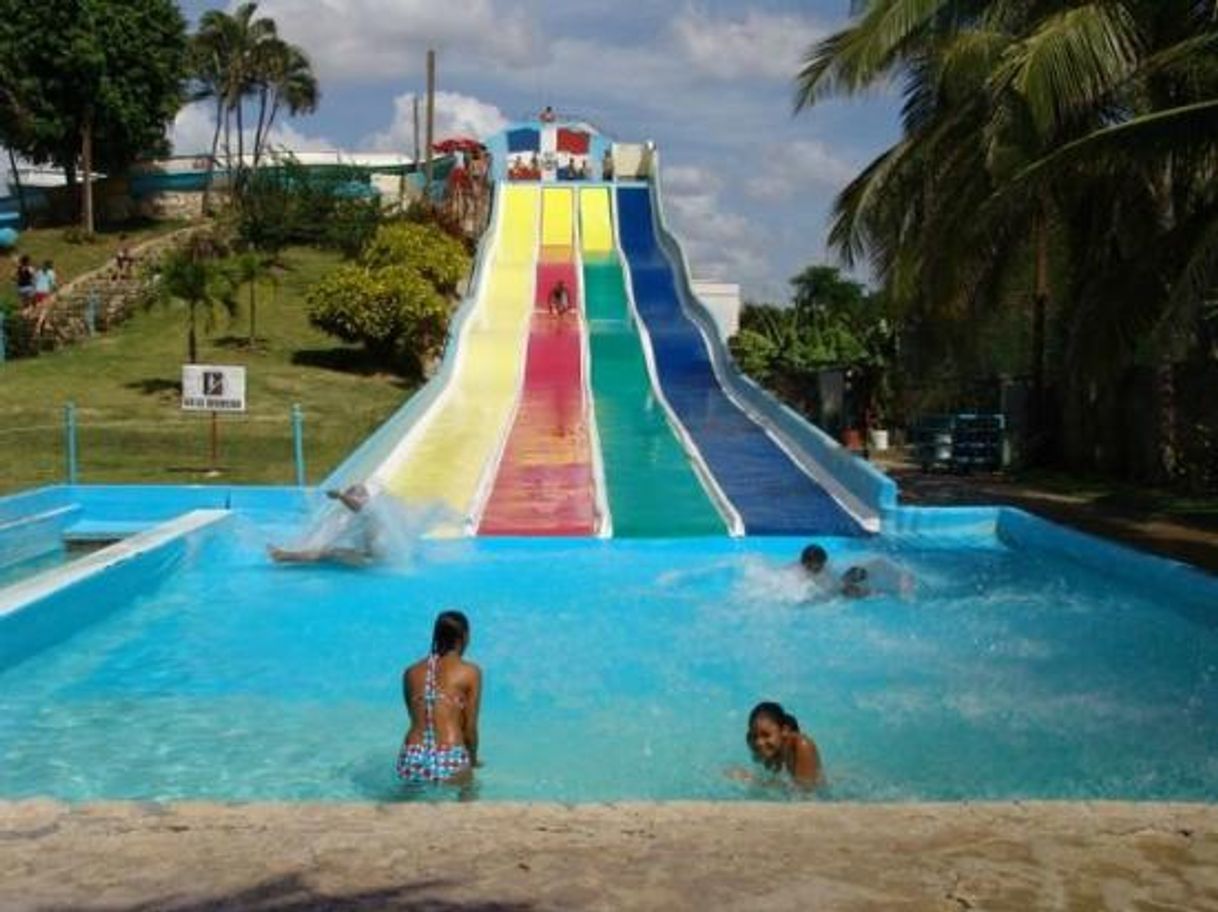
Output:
left=415, top=653, right=466, bottom=721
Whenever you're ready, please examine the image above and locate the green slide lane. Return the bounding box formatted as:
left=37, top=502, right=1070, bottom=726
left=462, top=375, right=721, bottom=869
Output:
left=583, top=253, right=725, bottom=535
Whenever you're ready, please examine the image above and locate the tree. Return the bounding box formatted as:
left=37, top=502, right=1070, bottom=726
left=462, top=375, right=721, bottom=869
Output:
left=187, top=3, right=318, bottom=201
left=0, top=0, right=187, bottom=235
left=232, top=250, right=272, bottom=347
left=306, top=221, right=470, bottom=377
left=151, top=234, right=237, bottom=364
left=306, top=264, right=449, bottom=375
left=795, top=0, right=1218, bottom=475
left=252, top=40, right=319, bottom=169
left=730, top=268, right=895, bottom=424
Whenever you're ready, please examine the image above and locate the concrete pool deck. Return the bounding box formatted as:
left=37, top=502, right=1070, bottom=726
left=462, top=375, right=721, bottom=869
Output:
left=2, top=801, right=1216, bottom=910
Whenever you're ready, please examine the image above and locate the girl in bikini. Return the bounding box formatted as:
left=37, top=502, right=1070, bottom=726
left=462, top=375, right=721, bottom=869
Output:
left=396, top=611, right=482, bottom=784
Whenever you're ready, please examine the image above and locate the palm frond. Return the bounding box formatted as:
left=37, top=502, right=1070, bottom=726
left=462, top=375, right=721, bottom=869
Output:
left=992, top=3, right=1142, bottom=139
left=795, top=0, right=960, bottom=109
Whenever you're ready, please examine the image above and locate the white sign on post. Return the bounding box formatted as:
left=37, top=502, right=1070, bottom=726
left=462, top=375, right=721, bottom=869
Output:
left=182, top=364, right=246, bottom=412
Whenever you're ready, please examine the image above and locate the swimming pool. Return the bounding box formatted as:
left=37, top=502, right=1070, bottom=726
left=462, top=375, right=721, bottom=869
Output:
left=1, top=519, right=1215, bottom=802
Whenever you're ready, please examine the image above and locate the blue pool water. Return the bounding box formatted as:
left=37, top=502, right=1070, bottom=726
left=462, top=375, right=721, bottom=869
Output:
left=1, top=522, right=1215, bottom=802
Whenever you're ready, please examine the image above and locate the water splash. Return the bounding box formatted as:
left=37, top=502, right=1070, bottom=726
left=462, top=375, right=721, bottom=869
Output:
left=270, top=489, right=461, bottom=570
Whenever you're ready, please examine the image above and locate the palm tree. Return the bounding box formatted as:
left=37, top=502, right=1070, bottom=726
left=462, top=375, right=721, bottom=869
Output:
left=189, top=3, right=278, bottom=198
left=795, top=0, right=1218, bottom=469
left=232, top=249, right=275, bottom=346
left=186, top=33, right=227, bottom=215
left=153, top=235, right=237, bottom=364
left=252, top=40, right=319, bottom=168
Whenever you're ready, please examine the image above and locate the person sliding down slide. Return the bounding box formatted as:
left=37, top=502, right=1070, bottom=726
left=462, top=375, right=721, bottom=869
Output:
left=269, top=483, right=381, bottom=566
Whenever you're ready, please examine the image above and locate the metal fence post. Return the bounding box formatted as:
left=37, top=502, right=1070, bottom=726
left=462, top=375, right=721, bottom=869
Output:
left=291, top=403, right=306, bottom=486
left=85, top=290, right=100, bottom=336
left=64, top=401, right=78, bottom=484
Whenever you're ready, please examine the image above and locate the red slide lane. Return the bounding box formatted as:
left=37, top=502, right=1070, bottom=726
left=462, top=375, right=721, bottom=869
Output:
left=477, top=250, right=598, bottom=535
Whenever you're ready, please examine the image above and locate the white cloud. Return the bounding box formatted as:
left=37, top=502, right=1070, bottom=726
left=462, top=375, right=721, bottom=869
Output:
left=662, top=163, right=722, bottom=196
left=671, top=5, right=825, bottom=81
left=366, top=91, right=508, bottom=152
left=661, top=163, right=770, bottom=287
left=248, top=0, right=541, bottom=84
left=745, top=139, right=857, bottom=200
left=169, top=102, right=339, bottom=158
left=169, top=103, right=219, bottom=156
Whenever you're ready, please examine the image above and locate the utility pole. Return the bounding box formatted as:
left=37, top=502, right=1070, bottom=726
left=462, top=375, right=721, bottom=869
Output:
left=412, top=94, right=421, bottom=166
left=425, top=49, right=435, bottom=195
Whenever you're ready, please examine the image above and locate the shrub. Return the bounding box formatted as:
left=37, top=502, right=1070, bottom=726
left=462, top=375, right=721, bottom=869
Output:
left=307, top=263, right=450, bottom=376
left=361, top=222, right=469, bottom=294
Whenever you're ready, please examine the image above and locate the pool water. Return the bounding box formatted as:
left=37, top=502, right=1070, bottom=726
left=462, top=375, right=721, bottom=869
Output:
left=1, top=525, right=1215, bottom=802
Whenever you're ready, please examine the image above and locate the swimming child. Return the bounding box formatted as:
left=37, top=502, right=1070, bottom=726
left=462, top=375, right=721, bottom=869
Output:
left=397, top=610, right=482, bottom=784
left=841, top=565, right=871, bottom=598
left=800, top=542, right=916, bottom=599
left=742, top=701, right=823, bottom=788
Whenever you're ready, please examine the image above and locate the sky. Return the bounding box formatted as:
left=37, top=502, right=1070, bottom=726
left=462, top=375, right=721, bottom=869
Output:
left=11, top=1, right=904, bottom=302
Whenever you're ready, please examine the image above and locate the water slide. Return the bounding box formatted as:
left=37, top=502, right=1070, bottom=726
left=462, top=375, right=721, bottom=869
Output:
left=616, top=185, right=869, bottom=537
left=477, top=188, right=602, bottom=535
left=337, top=164, right=887, bottom=538
left=578, top=187, right=728, bottom=536
left=373, top=184, right=540, bottom=534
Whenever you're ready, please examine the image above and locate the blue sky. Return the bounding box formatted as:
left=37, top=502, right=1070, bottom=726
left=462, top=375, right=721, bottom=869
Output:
left=135, top=2, right=910, bottom=299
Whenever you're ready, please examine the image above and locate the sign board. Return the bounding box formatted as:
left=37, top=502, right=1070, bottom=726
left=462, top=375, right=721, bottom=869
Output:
left=182, top=364, right=246, bottom=412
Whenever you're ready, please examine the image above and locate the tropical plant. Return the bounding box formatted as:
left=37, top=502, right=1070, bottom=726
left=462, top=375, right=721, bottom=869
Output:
left=730, top=267, right=895, bottom=423
left=362, top=222, right=470, bottom=293
left=150, top=234, right=237, bottom=364
left=796, top=0, right=1218, bottom=476
left=187, top=2, right=318, bottom=201
left=232, top=249, right=273, bottom=346
left=251, top=41, right=320, bottom=169
left=305, top=221, right=470, bottom=376
left=306, top=264, right=449, bottom=375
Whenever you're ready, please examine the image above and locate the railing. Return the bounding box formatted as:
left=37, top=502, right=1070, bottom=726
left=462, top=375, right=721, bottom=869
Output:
left=0, top=402, right=320, bottom=495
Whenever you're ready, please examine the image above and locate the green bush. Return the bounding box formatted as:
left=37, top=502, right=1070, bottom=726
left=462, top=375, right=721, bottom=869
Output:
left=307, top=263, right=449, bottom=376
left=361, top=222, right=469, bottom=293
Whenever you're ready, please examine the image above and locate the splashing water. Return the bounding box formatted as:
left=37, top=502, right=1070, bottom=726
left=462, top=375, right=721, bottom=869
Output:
left=271, top=488, right=461, bottom=570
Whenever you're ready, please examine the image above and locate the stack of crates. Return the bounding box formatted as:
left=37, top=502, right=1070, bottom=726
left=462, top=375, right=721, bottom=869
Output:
left=912, top=414, right=1005, bottom=472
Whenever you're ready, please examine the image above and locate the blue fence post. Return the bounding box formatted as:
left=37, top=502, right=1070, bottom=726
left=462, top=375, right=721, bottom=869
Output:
left=64, top=401, right=78, bottom=484
left=291, top=403, right=305, bottom=486
left=0, top=311, right=6, bottom=365
left=85, top=290, right=99, bottom=336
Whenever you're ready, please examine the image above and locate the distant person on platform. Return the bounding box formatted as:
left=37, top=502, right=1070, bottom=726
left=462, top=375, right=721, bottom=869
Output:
left=269, top=483, right=381, bottom=566
left=539, top=105, right=557, bottom=123
left=601, top=149, right=614, bottom=181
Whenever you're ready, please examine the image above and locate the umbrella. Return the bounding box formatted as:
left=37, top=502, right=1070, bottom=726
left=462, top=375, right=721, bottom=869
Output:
left=433, top=137, right=484, bottom=154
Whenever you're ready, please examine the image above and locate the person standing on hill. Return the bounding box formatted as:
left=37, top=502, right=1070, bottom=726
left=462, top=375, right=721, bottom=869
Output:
left=14, top=254, right=34, bottom=308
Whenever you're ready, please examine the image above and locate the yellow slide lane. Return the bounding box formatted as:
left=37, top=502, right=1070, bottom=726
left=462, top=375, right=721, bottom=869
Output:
left=542, top=186, right=574, bottom=248
left=383, top=184, right=540, bottom=532
left=579, top=187, right=614, bottom=254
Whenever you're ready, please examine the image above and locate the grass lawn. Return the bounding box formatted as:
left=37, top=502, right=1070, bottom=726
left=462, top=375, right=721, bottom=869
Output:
left=0, top=245, right=415, bottom=492
left=1, top=218, right=189, bottom=311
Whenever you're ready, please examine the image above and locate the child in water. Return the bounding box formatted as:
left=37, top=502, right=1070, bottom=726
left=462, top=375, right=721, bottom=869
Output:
left=742, top=701, right=823, bottom=788
left=800, top=542, right=914, bottom=599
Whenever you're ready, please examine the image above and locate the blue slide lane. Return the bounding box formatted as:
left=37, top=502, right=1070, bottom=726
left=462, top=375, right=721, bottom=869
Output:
left=616, top=186, right=865, bottom=536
